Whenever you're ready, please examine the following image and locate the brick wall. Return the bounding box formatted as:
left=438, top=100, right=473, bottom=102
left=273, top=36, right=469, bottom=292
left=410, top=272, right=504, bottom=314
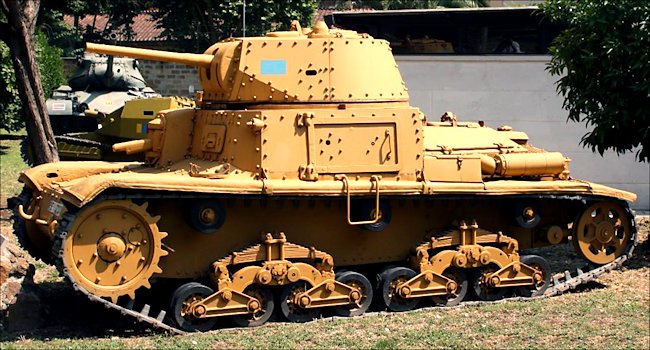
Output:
left=62, top=58, right=200, bottom=97
left=137, top=60, right=200, bottom=97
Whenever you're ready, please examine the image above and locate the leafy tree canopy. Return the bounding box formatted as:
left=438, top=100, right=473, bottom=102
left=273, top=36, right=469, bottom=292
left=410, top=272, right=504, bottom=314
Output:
left=152, top=0, right=318, bottom=52
left=543, top=0, right=650, bottom=162
left=38, top=0, right=318, bottom=53
left=0, top=31, right=65, bottom=132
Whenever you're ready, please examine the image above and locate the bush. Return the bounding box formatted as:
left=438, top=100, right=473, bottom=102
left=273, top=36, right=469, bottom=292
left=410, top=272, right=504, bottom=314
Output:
left=543, top=0, right=650, bottom=162
left=0, top=31, right=65, bottom=132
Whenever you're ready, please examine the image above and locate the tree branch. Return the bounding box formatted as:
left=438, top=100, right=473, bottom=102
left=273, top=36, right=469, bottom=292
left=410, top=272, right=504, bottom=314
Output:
left=0, top=21, right=8, bottom=42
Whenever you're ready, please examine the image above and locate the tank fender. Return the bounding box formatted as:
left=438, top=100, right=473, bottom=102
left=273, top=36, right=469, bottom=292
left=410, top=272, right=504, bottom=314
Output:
left=19, top=161, right=139, bottom=194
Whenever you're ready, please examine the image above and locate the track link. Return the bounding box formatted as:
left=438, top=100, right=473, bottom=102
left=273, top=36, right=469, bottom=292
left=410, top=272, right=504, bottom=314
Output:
left=52, top=210, right=183, bottom=334
left=46, top=194, right=637, bottom=334
left=54, top=134, right=113, bottom=151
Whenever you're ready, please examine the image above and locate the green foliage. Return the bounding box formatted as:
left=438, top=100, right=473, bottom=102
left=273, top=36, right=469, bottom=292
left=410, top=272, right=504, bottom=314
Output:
left=35, top=31, right=65, bottom=100
left=38, top=8, right=84, bottom=57
left=152, top=0, right=318, bottom=52
left=0, top=31, right=65, bottom=132
left=0, top=42, right=23, bottom=132
left=543, top=0, right=650, bottom=162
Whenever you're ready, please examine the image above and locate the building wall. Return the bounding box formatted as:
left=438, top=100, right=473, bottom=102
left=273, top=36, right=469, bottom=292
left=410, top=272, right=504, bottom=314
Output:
left=137, top=60, right=200, bottom=97
left=396, top=55, right=649, bottom=212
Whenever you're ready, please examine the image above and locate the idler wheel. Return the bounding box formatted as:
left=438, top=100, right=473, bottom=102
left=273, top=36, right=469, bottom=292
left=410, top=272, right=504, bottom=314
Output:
left=431, top=267, right=469, bottom=307
left=61, top=200, right=167, bottom=302
left=169, top=282, right=218, bottom=332
left=333, top=271, right=373, bottom=317
left=379, top=266, right=419, bottom=312
left=572, top=202, right=631, bottom=265
left=516, top=255, right=551, bottom=297
left=232, top=285, right=275, bottom=327
left=186, top=200, right=226, bottom=234
left=279, top=281, right=320, bottom=323
left=472, top=264, right=507, bottom=301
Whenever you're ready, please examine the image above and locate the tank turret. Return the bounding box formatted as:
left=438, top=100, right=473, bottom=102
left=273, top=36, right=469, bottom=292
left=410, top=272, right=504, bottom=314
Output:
left=68, top=53, right=148, bottom=91
left=86, top=21, right=408, bottom=104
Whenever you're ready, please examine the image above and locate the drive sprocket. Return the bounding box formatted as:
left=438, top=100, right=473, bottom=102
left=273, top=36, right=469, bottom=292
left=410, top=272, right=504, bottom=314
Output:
left=56, top=200, right=168, bottom=302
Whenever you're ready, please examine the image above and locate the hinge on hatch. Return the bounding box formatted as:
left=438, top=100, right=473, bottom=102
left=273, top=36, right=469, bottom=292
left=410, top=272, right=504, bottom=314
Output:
left=297, top=112, right=314, bottom=128
left=298, top=164, right=319, bottom=181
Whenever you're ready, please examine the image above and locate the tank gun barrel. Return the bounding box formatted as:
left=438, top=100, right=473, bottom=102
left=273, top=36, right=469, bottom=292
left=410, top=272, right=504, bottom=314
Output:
left=86, top=43, right=214, bottom=68
left=105, top=55, right=114, bottom=78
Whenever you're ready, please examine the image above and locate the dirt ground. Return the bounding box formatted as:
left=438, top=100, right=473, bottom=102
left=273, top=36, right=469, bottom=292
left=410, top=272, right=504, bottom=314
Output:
left=0, top=193, right=648, bottom=341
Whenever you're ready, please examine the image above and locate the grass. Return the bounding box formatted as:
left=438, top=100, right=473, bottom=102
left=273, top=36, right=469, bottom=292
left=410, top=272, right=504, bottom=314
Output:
left=0, top=135, right=648, bottom=349
left=0, top=138, right=28, bottom=200
left=1, top=282, right=648, bottom=349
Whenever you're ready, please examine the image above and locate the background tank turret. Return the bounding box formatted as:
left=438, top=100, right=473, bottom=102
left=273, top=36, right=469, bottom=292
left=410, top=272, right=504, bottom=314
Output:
left=15, top=21, right=638, bottom=333
left=46, top=53, right=159, bottom=136
left=28, top=54, right=193, bottom=163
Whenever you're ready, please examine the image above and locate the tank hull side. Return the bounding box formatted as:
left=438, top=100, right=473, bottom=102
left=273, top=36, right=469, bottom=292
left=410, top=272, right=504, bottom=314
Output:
left=147, top=193, right=591, bottom=279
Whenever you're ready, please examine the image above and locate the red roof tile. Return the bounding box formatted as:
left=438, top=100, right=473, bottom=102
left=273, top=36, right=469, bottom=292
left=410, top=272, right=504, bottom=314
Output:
left=64, top=12, right=165, bottom=42
left=63, top=8, right=368, bottom=43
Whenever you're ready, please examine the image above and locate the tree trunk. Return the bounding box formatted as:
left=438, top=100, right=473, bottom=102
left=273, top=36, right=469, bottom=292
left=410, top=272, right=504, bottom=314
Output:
left=0, top=0, right=59, bottom=164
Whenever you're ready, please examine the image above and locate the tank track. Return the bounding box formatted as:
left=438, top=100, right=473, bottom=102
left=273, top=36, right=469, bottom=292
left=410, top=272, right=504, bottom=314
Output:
left=8, top=188, right=54, bottom=264
left=54, top=134, right=113, bottom=151
left=19, top=137, right=33, bottom=167
left=51, top=211, right=182, bottom=334
left=47, top=194, right=638, bottom=334
left=19, top=135, right=112, bottom=166
left=54, top=134, right=111, bottom=151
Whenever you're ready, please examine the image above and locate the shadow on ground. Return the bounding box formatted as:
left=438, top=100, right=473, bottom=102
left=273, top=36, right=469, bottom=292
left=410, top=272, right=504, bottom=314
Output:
left=1, top=277, right=162, bottom=341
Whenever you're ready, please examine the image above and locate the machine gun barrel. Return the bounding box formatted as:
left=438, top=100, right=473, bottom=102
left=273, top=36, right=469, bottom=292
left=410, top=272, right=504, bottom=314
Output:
left=86, top=43, right=214, bottom=68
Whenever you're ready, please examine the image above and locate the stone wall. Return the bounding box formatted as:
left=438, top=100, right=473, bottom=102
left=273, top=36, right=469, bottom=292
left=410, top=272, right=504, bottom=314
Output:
left=137, top=60, right=200, bottom=97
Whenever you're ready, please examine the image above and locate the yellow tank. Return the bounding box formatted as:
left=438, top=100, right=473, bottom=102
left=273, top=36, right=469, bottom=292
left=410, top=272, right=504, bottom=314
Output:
left=13, top=21, right=637, bottom=332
